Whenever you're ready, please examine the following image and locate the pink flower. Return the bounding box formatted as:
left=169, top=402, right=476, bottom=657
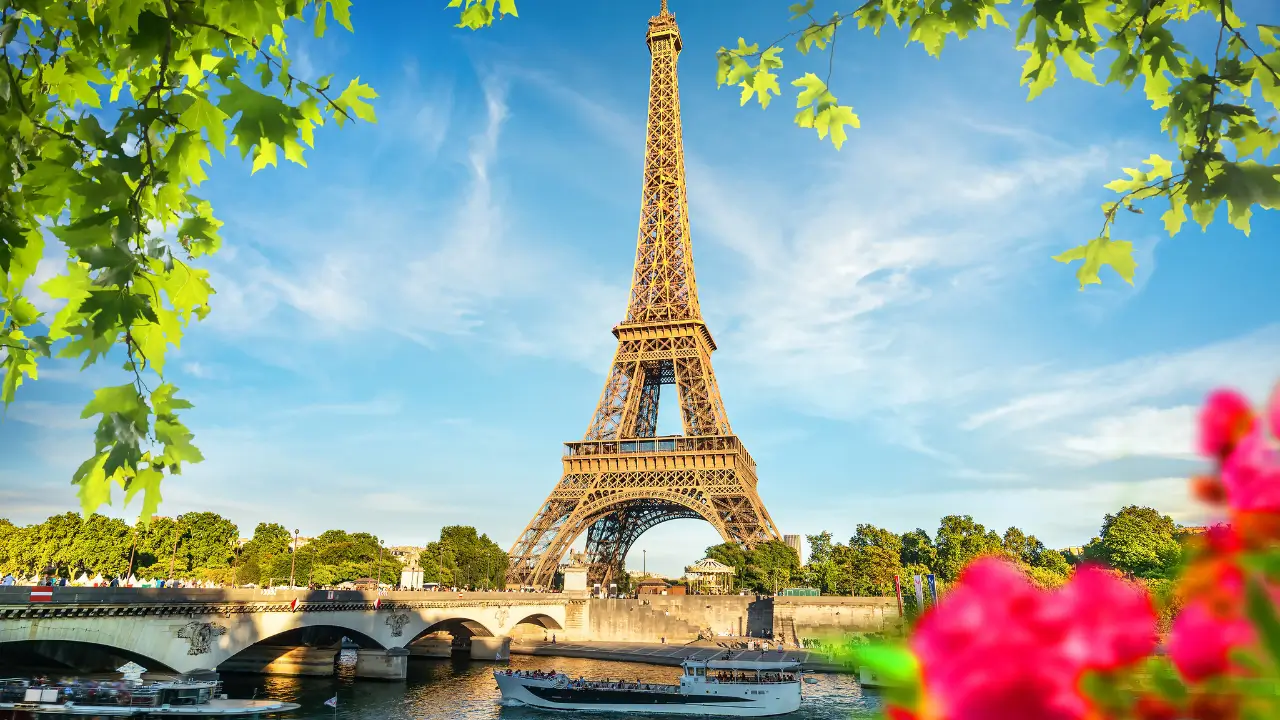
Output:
left=1199, top=389, right=1255, bottom=460
left=1167, top=601, right=1255, bottom=683
left=1058, top=564, right=1158, bottom=669
left=910, top=558, right=1157, bottom=720
left=1220, top=425, right=1280, bottom=513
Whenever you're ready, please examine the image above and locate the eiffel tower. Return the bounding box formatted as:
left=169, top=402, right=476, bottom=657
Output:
left=505, top=0, right=781, bottom=590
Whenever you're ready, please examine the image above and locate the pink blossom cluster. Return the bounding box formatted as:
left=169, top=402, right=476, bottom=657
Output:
left=886, top=384, right=1280, bottom=720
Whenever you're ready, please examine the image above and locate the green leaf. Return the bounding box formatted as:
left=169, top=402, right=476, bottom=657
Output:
left=1062, top=47, right=1099, bottom=84
left=0, top=18, right=18, bottom=48
left=43, top=57, right=104, bottom=108
left=124, top=465, right=164, bottom=519
left=180, top=95, right=230, bottom=154
left=1245, top=576, right=1280, bottom=668
left=72, top=452, right=113, bottom=514
left=334, top=77, right=378, bottom=125
left=1053, top=238, right=1137, bottom=289
left=1, top=344, right=37, bottom=405
left=797, top=20, right=837, bottom=55
left=328, top=0, right=354, bottom=32
left=788, top=0, right=815, bottom=21
left=82, top=384, right=149, bottom=426
left=792, top=74, right=858, bottom=149
left=1162, top=193, right=1188, bottom=235
left=5, top=296, right=40, bottom=326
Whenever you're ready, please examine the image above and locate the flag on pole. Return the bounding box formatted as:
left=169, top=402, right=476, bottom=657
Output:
left=892, top=575, right=904, bottom=619
left=913, top=575, right=925, bottom=610
left=289, top=598, right=299, bottom=612
left=373, top=598, right=381, bottom=610
left=323, top=696, right=337, bottom=708
left=30, top=588, right=53, bottom=603
left=926, top=574, right=938, bottom=604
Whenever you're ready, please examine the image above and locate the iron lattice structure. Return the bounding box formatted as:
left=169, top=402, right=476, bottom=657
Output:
left=506, top=1, right=781, bottom=590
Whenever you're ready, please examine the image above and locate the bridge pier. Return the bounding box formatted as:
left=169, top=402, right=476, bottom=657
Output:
left=354, top=648, right=410, bottom=681
left=406, top=632, right=453, bottom=659
left=469, top=636, right=511, bottom=661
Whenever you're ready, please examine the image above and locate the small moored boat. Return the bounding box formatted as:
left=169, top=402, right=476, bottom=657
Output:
left=0, top=677, right=300, bottom=717
left=493, top=657, right=803, bottom=717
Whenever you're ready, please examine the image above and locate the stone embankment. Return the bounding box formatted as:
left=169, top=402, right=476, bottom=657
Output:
left=577, top=595, right=899, bottom=645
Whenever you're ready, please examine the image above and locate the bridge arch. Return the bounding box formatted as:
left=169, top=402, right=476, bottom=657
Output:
left=0, top=638, right=174, bottom=675
left=514, top=613, right=562, bottom=630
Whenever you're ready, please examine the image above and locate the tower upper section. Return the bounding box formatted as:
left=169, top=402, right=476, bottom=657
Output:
left=623, top=0, right=703, bottom=326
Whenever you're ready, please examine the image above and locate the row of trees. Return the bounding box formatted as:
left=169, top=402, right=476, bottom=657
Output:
left=0, top=513, right=506, bottom=589
left=699, top=505, right=1192, bottom=597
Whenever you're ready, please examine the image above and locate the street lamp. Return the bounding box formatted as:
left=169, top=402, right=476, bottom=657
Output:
left=306, top=544, right=315, bottom=588
left=168, top=527, right=187, bottom=586
left=289, top=529, right=299, bottom=588
left=643, top=549, right=647, bottom=578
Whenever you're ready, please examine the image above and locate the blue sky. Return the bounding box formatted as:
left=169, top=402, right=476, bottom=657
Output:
left=3, top=0, right=1278, bottom=577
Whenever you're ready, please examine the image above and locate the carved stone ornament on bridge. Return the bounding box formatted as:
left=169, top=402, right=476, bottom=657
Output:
left=386, top=612, right=410, bottom=637
left=494, top=606, right=509, bottom=627
left=176, top=621, right=227, bottom=656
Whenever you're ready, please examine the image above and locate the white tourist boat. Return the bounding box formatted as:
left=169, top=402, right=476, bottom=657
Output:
left=494, top=658, right=803, bottom=717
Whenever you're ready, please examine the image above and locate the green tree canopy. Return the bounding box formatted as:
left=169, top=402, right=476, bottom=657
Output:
left=899, top=528, right=937, bottom=571
left=934, top=515, right=1003, bottom=582
left=1083, top=505, right=1184, bottom=579
left=704, top=540, right=800, bottom=594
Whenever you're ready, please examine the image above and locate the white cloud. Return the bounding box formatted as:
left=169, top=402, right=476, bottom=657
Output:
left=181, top=361, right=215, bottom=379
left=5, top=401, right=89, bottom=431
left=1043, top=404, right=1200, bottom=466
left=964, top=325, right=1280, bottom=433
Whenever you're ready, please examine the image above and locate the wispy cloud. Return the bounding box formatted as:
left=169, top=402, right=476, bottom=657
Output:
left=5, top=401, right=89, bottom=431
left=963, top=325, right=1280, bottom=433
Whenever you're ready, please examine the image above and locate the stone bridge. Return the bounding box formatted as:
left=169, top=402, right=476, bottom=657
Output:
left=0, top=587, right=578, bottom=679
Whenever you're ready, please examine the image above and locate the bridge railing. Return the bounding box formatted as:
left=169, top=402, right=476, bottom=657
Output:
left=0, top=587, right=567, bottom=606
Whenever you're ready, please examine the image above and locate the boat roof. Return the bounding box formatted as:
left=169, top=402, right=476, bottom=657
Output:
left=682, top=659, right=800, bottom=670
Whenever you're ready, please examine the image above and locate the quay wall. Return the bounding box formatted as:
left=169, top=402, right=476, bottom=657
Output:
left=582, top=596, right=766, bottom=643
left=772, top=596, right=901, bottom=643
left=579, top=595, right=898, bottom=643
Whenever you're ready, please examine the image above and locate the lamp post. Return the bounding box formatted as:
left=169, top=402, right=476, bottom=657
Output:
left=126, top=523, right=138, bottom=584
left=306, top=544, right=315, bottom=588
left=643, top=549, right=647, bottom=578
left=289, top=529, right=299, bottom=588
left=167, top=526, right=185, bottom=586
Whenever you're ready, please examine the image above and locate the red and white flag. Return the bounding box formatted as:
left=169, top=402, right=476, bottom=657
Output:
left=373, top=598, right=381, bottom=610
left=29, top=588, right=53, bottom=603
left=289, top=598, right=299, bottom=612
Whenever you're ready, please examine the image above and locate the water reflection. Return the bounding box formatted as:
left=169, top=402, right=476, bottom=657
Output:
left=215, top=653, right=881, bottom=720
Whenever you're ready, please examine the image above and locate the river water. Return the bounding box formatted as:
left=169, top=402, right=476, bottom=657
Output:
left=213, top=652, right=884, bottom=720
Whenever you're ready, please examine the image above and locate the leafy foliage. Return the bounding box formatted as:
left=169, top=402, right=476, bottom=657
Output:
left=719, top=1, right=1280, bottom=286
left=0, top=512, right=507, bottom=589
left=417, top=525, right=510, bottom=590
left=705, top=539, right=800, bottom=593
left=1081, top=504, right=1185, bottom=579
left=0, top=1, right=512, bottom=519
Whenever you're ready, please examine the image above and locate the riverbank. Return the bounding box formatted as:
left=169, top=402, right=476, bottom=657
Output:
left=510, top=639, right=857, bottom=674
